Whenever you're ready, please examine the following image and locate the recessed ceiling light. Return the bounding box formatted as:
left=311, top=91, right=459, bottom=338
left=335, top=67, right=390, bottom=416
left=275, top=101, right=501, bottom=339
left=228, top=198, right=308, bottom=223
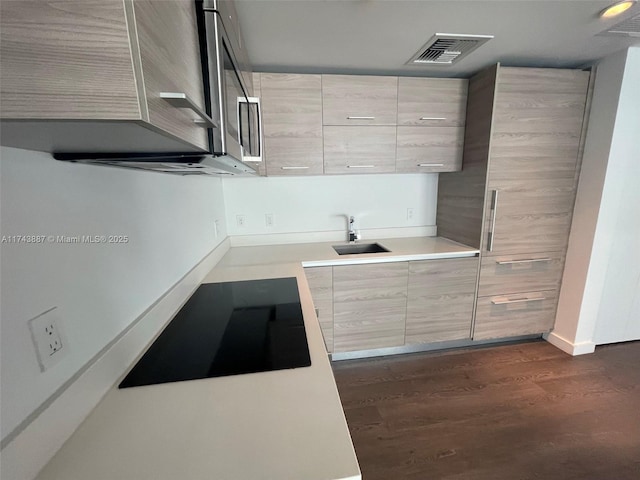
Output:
left=600, top=1, right=636, bottom=18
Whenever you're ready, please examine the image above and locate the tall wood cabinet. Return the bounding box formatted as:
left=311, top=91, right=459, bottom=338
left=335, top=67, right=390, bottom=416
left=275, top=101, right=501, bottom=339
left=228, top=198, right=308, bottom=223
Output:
left=437, top=64, right=592, bottom=340
left=0, top=0, right=209, bottom=153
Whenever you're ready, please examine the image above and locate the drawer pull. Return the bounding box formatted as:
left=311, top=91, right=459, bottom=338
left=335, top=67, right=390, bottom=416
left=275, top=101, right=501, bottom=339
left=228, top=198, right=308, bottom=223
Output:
left=492, top=296, right=546, bottom=305
left=420, top=117, right=447, bottom=121
left=487, top=189, right=498, bottom=252
left=496, top=258, right=552, bottom=265
left=347, top=165, right=375, bottom=169
left=281, top=166, right=309, bottom=170
left=347, top=116, right=375, bottom=120
left=160, top=92, right=218, bottom=128
left=418, top=163, right=444, bottom=167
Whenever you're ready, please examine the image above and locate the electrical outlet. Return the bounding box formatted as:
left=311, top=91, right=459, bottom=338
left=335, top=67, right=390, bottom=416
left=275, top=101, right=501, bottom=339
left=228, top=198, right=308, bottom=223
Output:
left=214, top=219, right=220, bottom=238
left=28, top=307, right=66, bottom=372
left=407, top=208, right=415, bottom=221
left=236, top=215, right=246, bottom=227
left=265, top=213, right=274, bottom=227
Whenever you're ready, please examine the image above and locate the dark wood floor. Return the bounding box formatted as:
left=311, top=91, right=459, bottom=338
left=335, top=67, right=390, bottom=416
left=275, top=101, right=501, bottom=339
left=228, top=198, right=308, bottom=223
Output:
left=332, top=340, right=640, bottom=480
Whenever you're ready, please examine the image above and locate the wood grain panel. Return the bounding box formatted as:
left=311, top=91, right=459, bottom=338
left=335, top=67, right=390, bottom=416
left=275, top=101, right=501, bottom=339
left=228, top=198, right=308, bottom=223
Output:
left=333, top=263, right=408, bottom=353
left=406, top=293, right=475, bottom=343
left=260, top=73, right=324, bottom=176
left=133, top=0, right=208, bottom=150
left=405, top=258, right=478, bottom=344
left=323, top=126, right=396, bottom=174
left=322, top=75, right=398, bottom=125
left=436, top=64, right=498, bottom=248
left=473, top=290, right=558, bottom=340
left=478, top=252, right=565, bottom=297
left=0, top=0, right=140, bottom=120
left=397, top=77, right=468, bottom=126
left=396, top=126, right=464, bottom=173
left=497, top=67, right=590, bottom=94
left=305, top=267, right=333, bottom=353
left=483, top=66, right=589, bottom=256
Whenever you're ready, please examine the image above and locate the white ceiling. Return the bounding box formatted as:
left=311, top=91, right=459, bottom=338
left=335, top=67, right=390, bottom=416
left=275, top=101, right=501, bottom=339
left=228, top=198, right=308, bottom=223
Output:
left=234, top=0, right=640, bottom=77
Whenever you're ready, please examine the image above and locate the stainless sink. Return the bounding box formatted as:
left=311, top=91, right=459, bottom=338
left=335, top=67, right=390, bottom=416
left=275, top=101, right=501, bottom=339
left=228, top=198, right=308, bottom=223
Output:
left=333, top=243, right=390, bottom=255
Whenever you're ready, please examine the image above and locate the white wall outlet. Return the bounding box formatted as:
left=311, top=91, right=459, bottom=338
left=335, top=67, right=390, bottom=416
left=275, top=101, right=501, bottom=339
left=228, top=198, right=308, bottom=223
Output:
left=214, top=219, right=220, bottom=238
left=407, top=208, right=415, bottom=221
left=236, top=215, right=246, bottom=227
left=28, top=307, right=66, bottom=372
left=265, top=213, right=274, bottom=227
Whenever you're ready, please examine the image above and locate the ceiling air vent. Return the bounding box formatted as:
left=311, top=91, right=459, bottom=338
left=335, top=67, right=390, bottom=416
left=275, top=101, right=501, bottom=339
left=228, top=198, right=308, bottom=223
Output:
left=598, top=12, right=640, bottom=37
left=407, top=33, right=494, bottom=66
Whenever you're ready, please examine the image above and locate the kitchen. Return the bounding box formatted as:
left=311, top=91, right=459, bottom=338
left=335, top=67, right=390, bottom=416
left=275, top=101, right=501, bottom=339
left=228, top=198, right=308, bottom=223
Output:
left=1, top=1, right=639, bottom=479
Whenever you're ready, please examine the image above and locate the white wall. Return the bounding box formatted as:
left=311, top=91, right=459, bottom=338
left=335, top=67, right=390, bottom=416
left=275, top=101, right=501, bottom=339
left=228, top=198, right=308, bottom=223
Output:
left=593, top=47, right=640, bottom=345
left=0, top=147, right=227, bottom=444
left=550, top=47, right=640, bottom=354
left=222, top=173, right=438, bottom=244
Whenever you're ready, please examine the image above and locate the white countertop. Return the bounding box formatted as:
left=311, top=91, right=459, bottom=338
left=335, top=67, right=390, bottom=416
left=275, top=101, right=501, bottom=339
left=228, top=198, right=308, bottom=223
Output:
left=36, top=236, right=477, bottom=480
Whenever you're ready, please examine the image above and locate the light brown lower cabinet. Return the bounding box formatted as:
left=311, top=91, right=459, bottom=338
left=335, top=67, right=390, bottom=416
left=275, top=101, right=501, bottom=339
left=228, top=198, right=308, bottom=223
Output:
left=305, top=256, right=481, bottom=355
left=304, top=266, right=334, bottom=352
left=406, top=258, right=478, bottom=343
left=333, top=262, right=408, bottom=352
left=473, top=290, right=558, bottom=340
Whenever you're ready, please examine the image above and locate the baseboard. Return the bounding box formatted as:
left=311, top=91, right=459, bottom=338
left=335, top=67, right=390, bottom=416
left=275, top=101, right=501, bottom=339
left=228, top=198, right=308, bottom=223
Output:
left=230, top=225, right=438, bottom=247
left=0, top=238, right=231, bottom=480
left=544, top=331, right=596, bottom=356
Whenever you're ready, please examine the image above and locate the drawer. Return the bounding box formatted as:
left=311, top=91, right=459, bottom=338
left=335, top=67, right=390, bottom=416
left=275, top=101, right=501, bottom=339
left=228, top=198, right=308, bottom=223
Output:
left=473, top=290, right=558, bottom=340
left=478, top=252, right=565, bottom=297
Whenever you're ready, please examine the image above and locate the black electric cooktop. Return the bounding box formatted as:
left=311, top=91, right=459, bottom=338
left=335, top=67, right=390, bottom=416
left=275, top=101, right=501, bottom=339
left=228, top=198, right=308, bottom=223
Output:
left=119, top=277, right=311, bottom=388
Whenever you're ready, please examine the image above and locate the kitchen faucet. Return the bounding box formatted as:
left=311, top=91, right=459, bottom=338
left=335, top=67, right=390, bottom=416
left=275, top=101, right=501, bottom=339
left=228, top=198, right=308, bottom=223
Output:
left=348, top=215, right=360, bottom=243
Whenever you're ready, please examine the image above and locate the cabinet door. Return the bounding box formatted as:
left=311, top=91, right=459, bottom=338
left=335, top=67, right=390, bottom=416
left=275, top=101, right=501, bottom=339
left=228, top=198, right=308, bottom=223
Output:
left=406, top=258, right=478, bottom=344
left=473, top=290, right=558, bottom=340
left=323, top=126, right=396, bottom=174
left=397, top=77, right=468, bottom=127
left=396, top=126, right=464, bottom=173
left=260, top=74, right=324, bottom=176
left=305, top=267, right=333, bottom=352
left=333, top=263, right=408, bottom=353
left=133, top=0, right=209, bottom=151
left=0, top=0, right=140, bottom=120
left=483, top=67, right=590, bottom=255
left=322, top=75, right=398, bottom=125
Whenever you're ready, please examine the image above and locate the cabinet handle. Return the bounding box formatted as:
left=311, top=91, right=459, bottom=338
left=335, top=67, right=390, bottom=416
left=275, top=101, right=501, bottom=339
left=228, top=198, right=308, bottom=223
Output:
left=347, top=165, right=375, bottom=169
left=420, top=117, right=447, bottom=121
left=496, top=258, right=552, bottom=265
left=281, top=166, right=309, bottom=170
left=487, top=189, right=499, bottom=252
left=347, top=116, right=375, bottom=120
left=418, top=163, right=444, bottom=167
left=491, top=296, right=546, bottom=305
left=160, top=92, right=218, bottom=128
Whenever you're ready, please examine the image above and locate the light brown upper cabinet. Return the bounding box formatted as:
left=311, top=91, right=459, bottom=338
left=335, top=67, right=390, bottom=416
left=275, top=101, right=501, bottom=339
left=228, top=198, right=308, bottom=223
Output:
left=396, top=77, right=468, bottom=173
left=258, top=74, right=324, bottom=176
left=0, top=0, right=208, bottom=153
left=397, top=78, right=468, bottom=127
left=323, top=126, right=397, bottom=174
left=322, top=75, right=398, bottom=126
